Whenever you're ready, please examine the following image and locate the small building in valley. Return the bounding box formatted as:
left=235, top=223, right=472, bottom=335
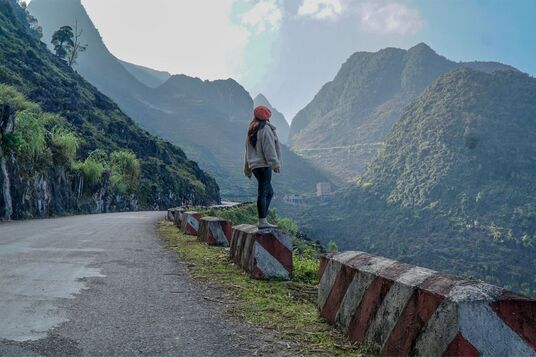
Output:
left=316, top=182, right=332, bottom=197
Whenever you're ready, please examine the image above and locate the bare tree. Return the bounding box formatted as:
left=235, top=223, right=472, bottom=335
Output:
left=67, top=19, right=88, bottom=67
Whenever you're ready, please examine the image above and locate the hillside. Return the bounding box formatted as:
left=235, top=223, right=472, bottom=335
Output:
left=0, top=0, right=219, bottom=219
left=253, top=94, right=289, bottom=144
left=282, top=69, right=536, bottom=296
left=289, top=43, right=517, bottom=181
left=28, top=0, right=333, bottom=198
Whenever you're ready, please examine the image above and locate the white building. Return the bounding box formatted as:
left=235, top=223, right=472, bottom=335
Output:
left=316, top=182, right=332, bottom=197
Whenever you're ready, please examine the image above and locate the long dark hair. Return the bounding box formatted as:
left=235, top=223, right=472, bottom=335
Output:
left=248, top=117, right=266, bottom=147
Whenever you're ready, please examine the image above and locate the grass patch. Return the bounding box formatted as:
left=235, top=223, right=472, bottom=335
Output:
left=158, top=220, right=369, bottom=356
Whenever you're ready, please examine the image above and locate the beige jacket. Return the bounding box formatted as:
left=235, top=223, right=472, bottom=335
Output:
left=244, top=122, right=281, bottom=177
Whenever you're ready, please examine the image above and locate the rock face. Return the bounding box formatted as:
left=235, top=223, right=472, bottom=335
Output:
left=0, top=104, right=15, bottom=220
left=319, top=251, right=536, bottom=356
left=289, top=43, right=517, bottom=181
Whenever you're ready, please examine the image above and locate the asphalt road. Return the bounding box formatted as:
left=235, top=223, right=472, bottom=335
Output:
left=0, top=212, right=285, bottom=356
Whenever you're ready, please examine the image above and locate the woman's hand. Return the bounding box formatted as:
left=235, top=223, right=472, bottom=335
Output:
left=273, top=167, right=281, bottom=173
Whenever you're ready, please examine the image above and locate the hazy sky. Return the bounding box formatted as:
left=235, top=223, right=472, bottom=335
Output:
left=26, top=0, right=536, bottom=121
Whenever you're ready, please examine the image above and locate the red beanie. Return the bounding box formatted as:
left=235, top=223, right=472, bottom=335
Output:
left=254, top=105, right=272, bottom=121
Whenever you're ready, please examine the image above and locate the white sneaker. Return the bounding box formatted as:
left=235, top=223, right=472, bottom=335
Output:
left=258, top=218, right=278, bottom=229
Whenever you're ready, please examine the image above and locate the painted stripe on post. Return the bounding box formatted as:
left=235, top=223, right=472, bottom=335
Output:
left=336, top=270, right=375, bottom=330
left=442, top=333, right=480, bottom=357
left=319, top=254, right=332, bottom=281
left=319, top=260, right=343, bottom=311
left=459, top=302, right=535, bottom=356
left=490, top=292, right=536, bottom=350
left=411, top=297, right=459, bottom=356
left=381, top=288, right=447, bottom=356
left=380, top=274, right=460, bottom=356
left=321, top=264, right=356, bottom=322
left=334, top=255, right=393, bottom=330
left=252, top=242, right=291, bottom=280
left=187, top=214, right=199, bottom=232
left=347, top=276, right=394, bottom=342
left=365, top=265, right=434, bottom=351
left=241, top=233, right=255, bottom=270
left=255, top=232, right=292, bottom=271
left=209, top=222, right=228, bottom=245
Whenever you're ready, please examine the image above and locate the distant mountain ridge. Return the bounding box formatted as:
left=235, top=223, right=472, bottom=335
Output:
left=28, top=0, right=334, bottom=198
left=119, top=60, right=171, bottom=88
left=289, top=43, right=518, bottom=181
left=284, top=68, right=536, bottom=296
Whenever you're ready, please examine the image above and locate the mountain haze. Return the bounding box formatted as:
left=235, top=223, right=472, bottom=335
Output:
left=119, top=59, right=171, bottom=88
left=28, top=0, right=333, bottom=198
left=289, top=43, right=517, bottom=181
left=285, top=69, right=536, bottom=296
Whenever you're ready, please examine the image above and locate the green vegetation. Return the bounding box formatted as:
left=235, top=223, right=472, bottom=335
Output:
left=285, top=69, right=536, bottom=297
left=12, top=110, right=47, bottom=161
left=51, top=126, right=80, bottom=162
left=0, top=84, right=142, bottom=195
left=51, top=21, right=87, bottom=66
left=0, top=0, right=219, bottom=218
left=110, top=150, right=141, bottom=193
left=158, top=217, right=367, bottom=356
left=77, top=157, right=104, bottom=187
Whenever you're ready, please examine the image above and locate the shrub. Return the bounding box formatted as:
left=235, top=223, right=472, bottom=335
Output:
left=0, top=84, right=39, bottom=112
left=14, top=110, right=47, bottom=161
left=327, top=240, right=338, bottom=253
left=109, top=150, right=141, bottom=193
left=293, top=255, right=320, bottom=284
left=111, top=150, right=140, bottom=184
left=86, top=148, right=109, bottom=164
left=51, top=126, right=79, bottom=162
left=109, top=173, right=128, bottom=194
left=79, top=158, right=105, bottom=187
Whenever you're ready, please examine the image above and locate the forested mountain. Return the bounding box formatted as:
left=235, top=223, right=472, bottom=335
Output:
left=282, top=69, right=536, bottom=296
left=0, top=0, right=219, bottom=219
left=253, top=94, right=289, bottom=144
left=28, top=0, right=333, bottom=198
left=289, top=43, right=517, bottom=181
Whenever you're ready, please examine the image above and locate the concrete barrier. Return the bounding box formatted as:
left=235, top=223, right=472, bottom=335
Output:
left=197, top=217, right=232, bottom=246
left=230, top=224, right=293, bottom=280
left=318, top=251, right=536, bottom=356
left=173, top=208, right=186, bottom=227
left=167, top=208, right=176, bottom=221
left=181, top=211, right=201, bottom=236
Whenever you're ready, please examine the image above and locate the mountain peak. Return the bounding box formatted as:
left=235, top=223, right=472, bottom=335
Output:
left=253, top=93, right=270, bottom=106
left=407, top=42, right=437, bottom=55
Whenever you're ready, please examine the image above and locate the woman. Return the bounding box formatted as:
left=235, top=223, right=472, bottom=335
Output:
left=244, top=105, right=281, bottom=229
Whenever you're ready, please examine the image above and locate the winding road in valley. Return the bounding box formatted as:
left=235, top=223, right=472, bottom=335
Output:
left=0, top=212, right=283, bottom=356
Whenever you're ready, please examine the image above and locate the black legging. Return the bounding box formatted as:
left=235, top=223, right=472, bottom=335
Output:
left=252, top=167, right=274, bottom=219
